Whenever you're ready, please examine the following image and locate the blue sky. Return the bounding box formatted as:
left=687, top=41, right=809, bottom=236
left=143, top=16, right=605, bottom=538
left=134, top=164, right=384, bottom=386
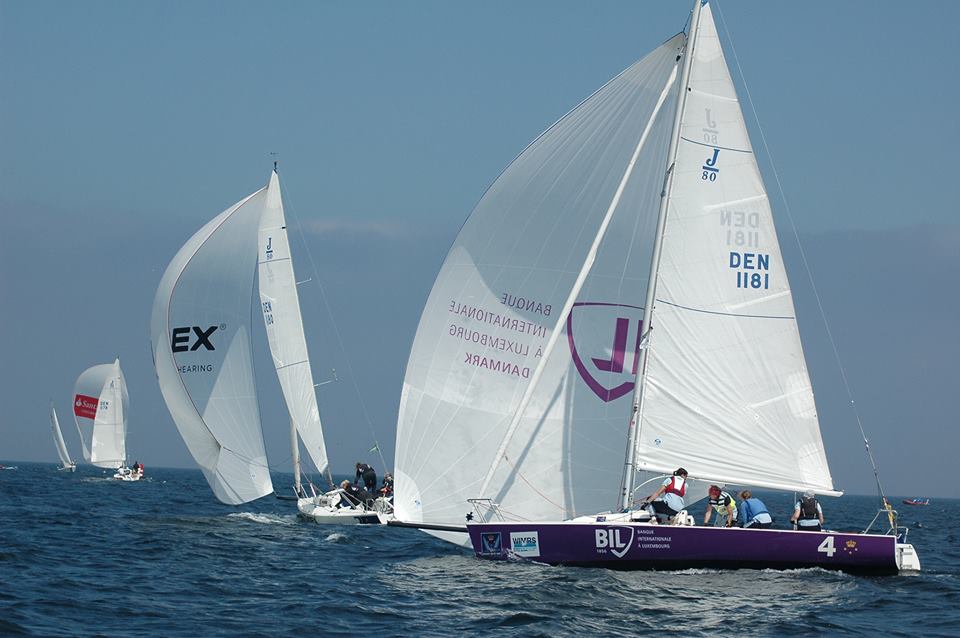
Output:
left=1, top=1, right=957, bottom=497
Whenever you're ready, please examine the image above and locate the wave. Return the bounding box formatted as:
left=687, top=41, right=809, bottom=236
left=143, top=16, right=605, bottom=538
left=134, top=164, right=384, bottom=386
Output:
left=226, top=512, right=296, bottom=526
left=325, top=532, right=349, bottom=542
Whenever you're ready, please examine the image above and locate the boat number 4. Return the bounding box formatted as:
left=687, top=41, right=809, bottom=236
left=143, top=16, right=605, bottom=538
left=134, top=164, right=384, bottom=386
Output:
left=817, top=535, right=836, bottom=558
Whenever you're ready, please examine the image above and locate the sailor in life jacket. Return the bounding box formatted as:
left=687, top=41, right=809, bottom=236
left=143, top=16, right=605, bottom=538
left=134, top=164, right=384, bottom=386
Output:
left=703, top=485, right=738, bottom=527
left=643, top=468, right=688, bottom=523
left=790, top=490, right=824, bottom=531
left=737, top=490, right=773, bottom=529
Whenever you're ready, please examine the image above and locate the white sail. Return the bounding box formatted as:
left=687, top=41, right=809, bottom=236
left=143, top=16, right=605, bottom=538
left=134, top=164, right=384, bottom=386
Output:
left=150, top=187, right=273, bottom=505
left=72, top=358, right=127, bottom=469
left=49, top=404, right=74, bottom=467
left=635, top=4, right=836, bottom=494
left=258, top=171, right=329, bottom=476
left=394, top=36, right=684, bottom=527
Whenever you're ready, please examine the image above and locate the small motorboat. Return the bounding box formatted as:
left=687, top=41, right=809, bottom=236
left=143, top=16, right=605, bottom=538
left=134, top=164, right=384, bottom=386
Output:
left=902, top=498, right=930, bottom=506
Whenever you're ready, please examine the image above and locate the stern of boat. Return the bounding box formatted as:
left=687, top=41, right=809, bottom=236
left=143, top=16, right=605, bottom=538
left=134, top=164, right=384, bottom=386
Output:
left=896, top=543, right=921, bottom=572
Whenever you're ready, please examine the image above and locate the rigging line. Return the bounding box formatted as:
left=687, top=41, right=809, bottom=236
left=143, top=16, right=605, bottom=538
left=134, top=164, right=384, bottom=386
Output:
left=714, top=2, right=887, bottom=503
left=500, top=453, right=566, bottom=514
left=278, top=179, right=389, bottom=474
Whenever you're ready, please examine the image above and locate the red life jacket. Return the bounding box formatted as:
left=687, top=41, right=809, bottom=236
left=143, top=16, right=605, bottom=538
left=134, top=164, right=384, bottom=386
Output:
left=664, top=475, right=686, bottom=497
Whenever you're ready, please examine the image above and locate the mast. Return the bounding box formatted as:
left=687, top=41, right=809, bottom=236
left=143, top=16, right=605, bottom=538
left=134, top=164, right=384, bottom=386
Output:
left=290, top=417, right=302, bottom=496
left=618, top=0, right=703, bottom=510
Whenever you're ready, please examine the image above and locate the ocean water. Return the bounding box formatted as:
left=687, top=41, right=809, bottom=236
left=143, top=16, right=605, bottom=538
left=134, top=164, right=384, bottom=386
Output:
left=1, top=463, right=957, bottom=637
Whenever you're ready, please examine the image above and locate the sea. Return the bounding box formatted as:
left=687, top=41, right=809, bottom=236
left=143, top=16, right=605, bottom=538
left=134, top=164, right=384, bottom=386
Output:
left=1, top=462, right=958, bottom=637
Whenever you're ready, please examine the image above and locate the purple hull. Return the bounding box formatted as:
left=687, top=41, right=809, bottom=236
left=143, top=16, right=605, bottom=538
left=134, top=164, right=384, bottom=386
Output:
left=468, top=521, right=898, bottom=574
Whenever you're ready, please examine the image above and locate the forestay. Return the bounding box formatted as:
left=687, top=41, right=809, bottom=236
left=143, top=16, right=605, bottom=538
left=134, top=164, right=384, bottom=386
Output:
left=151, top=189, right=273, bottom=505
left=636, top=4, right=836, bottom=495
left=72, top=359, right=127, bottom=469
left=394, top=35, right=684, bottom=528
left=258, top=171, right=329, bottom=475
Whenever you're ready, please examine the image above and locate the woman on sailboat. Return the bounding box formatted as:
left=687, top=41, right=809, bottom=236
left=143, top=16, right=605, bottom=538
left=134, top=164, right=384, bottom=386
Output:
left=703, top=485, right=738, bottom=527
left=738, top=491, right=773, bottom=529
left=642, top=468, right=688, bottom=523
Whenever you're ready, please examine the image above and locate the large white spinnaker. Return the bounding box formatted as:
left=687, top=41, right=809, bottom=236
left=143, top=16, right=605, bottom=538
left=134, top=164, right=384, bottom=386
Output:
left=635, top=4, right=836, bottom=495
left=50, top=403, right=74, bottom=467
left=72, top=358, right=127, bottom=469
left=394, top=36, right=683, bottom=531
left=258, top=170, right=329, bottom=477
left=150, top=187, right=272, bottom=505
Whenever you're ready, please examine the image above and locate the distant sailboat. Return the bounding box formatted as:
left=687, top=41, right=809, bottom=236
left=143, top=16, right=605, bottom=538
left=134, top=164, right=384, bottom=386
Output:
left=49, top=403, right=76, bottom=472
left=392, top=0, right=919, bottom=573
left=151, top=168, right=382, bottom=523
left=73, top=358, right=139, bottom=481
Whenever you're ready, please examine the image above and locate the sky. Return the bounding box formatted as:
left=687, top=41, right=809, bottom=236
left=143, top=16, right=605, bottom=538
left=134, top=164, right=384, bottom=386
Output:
left=1, top=1, right=958, bottom=498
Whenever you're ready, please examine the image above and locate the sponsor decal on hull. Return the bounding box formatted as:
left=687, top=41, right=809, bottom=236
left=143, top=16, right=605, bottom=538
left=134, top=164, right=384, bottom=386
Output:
left=595, top=526, right=634, bottom=559
left=479, top=532, right=502, bottom=556
left=509, top=532, right=540, bottom=558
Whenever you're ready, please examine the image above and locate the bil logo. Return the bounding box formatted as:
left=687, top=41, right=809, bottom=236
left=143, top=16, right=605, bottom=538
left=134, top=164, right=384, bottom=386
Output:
left=566, top=302, right=644, bottom=403
left=171, top=325, right=220, bottom=353
left=595, top=527, right=634, bottom=559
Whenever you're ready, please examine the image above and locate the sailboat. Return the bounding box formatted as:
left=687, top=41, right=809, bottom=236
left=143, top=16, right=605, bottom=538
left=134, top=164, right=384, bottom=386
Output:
left=49, top=403, right=76, bottom=472
left=392, top=0, right=919, bottom=573
left=257, top=169, right=385, bottom=524
left=73, top=358, right=139, bottom=480
left=151, top=167, right=381, bottom=524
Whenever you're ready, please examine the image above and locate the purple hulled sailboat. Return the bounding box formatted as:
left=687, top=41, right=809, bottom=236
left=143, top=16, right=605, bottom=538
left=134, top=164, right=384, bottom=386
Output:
left=391, top=0, right=920, bottom=573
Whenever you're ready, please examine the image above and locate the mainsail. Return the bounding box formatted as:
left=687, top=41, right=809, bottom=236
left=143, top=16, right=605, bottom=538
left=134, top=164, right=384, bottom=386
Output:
left=635, top=3, right=836, bottom=494
left=150, top=188, right=273, bottom=505
left=394, top=36, right=684, bottom=527
left=72, top=358, right=127, bottom=469
left=50, top=404, right=74, bottom=467
left=258, top=171, right=329, bottom=476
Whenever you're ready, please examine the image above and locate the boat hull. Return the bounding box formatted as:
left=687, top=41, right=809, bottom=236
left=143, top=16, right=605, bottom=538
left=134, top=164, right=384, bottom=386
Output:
left=296, top=498, right=381, bottom=525
left=468, top=521, right=902, bottom=574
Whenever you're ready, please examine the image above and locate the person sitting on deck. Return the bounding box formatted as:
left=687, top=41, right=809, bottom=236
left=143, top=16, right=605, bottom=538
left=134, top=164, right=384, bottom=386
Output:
left=643, top=468, right=688, bottom=524
left=355, top=462, right=377, bottom=493
left=379, top=472, right=394, bottom=498
left=790, top=490, right=824, bottom=531
left=703, top=485, right=738, bottom=527
left=738, top=490, right=773, bottom=529
left=338, top=480, right=372, bottom=509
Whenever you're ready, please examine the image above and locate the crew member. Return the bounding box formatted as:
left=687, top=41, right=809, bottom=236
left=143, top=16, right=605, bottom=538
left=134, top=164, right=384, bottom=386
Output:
left=643, top=468, right=688, bottom=524
left=738, top=490, right=773, bottom=529
left=703, top=485, right=738, bottom=527
left=355, top=462, right=377, bottom=493
left=790, top=490, right=824, bottom=531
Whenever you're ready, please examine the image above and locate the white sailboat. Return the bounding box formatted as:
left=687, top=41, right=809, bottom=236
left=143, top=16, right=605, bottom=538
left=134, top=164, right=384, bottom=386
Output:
left=151, top=168, right=382, bottom=524
left=49, top=403, right=76, bottom=472
left=73, top=358, right=139, bottom=481
left=257, top=169, right=385, bottom=524
left=392, top=0, right=918, bottom=572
